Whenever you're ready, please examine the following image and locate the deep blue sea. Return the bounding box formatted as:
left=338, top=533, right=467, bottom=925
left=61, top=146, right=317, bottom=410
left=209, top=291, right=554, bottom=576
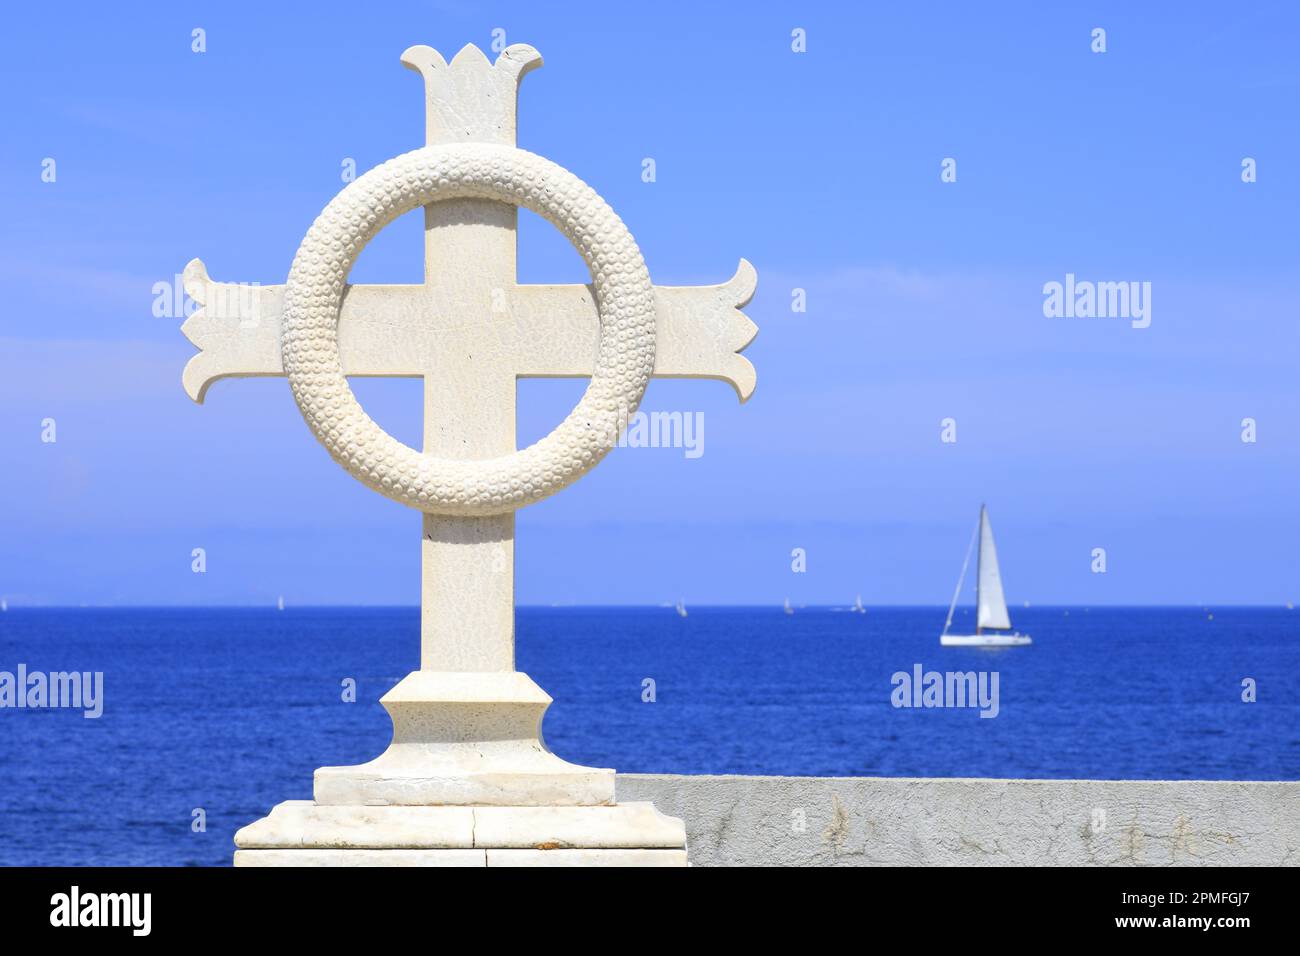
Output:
left=0, top=606, right=1296, bottom=865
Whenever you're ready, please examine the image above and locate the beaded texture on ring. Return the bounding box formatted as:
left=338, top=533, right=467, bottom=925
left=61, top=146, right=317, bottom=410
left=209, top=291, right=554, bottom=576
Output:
left=281, top=143, right=657, bottom=515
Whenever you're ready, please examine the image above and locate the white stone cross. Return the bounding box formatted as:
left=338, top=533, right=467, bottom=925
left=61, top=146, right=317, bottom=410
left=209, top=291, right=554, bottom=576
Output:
left=182, top=43, right=756, bottom=679
left=198, top=44, right=759, bottom=844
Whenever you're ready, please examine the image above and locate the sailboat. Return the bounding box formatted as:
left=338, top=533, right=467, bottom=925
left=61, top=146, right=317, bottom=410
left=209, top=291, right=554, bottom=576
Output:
left=675, top=599, right=687, bottom=618
left=852, top=594, right=865, bottom=614
left=277, top=595, right=285, bottom=612
left=783, top=597, right=794, bottom=616
left=941, top=505, right=1032, bottom=647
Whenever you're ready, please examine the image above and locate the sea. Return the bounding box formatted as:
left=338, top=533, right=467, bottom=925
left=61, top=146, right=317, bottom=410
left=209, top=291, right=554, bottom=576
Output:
left=0, top=606, right=1295, bottom=865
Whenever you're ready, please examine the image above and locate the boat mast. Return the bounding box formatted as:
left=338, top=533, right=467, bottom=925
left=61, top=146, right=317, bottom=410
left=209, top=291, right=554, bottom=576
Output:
left=975, top=503, right=985, bottom=635
left=943, top=510, right=981, bottom=637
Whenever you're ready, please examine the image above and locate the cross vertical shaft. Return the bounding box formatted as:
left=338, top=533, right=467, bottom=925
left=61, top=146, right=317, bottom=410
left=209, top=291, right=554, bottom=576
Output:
left=419, top=198, right=518, bottom=671
left=405, top=42, right=541, bottom=672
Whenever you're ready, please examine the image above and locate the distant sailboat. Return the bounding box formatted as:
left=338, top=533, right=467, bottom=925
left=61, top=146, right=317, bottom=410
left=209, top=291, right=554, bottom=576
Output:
left=941, top=505, right=1032, bottom=647
left=676, top=599, right=687, bottom=618
left=0, top=598, right=6, bottom=612
left=277, top=595, right=285, bottom=611
left=852, top=594, right=865, bottom=614
left=783, top=597, right=794, bottom=616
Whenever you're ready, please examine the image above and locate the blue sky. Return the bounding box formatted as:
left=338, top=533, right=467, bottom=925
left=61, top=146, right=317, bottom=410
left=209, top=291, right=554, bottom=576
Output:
left=1, top=1, right=1298, bottom=606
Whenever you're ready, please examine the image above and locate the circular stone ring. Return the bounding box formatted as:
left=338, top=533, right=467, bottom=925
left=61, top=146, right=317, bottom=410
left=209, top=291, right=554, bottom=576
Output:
left=281, top=143, right=657, bottom=515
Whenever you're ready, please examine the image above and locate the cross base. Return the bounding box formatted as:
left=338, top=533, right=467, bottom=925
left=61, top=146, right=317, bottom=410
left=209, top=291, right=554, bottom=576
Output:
left=234, top=671, right=689, bottom=866
left=232, top=801, right=688, bottom=867
left=313, top=671, right=615, bottom=806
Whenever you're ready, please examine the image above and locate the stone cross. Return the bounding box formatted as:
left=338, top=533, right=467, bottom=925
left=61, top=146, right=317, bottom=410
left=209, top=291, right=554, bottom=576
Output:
left=200, top=41, right=757, bottom=863
left=182, top=44, right=756, bottom=677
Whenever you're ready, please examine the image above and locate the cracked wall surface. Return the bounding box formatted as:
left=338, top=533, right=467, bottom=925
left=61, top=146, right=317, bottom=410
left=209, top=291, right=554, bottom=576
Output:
left=616, top=775, right=1300, bottom=867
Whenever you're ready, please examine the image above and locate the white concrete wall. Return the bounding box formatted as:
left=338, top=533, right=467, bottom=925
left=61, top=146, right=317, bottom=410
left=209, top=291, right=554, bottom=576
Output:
left=617, top=774, right=1300, bottom=866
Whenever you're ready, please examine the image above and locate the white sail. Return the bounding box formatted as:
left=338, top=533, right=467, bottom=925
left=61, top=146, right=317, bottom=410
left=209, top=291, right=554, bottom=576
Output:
left=976, top=505, right=1011, bottom=630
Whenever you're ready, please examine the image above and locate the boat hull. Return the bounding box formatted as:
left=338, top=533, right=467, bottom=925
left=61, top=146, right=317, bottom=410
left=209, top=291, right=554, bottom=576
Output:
left=940, top=633, right=1032, bottom=647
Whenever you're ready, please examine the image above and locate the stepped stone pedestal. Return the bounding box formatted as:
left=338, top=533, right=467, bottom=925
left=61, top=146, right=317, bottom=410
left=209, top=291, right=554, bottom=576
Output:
left=233, top=672, right=688, bottom=866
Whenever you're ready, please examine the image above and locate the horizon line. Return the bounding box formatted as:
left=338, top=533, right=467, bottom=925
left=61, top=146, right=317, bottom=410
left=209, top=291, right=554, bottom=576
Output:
left=0, top=603, right=1289, bottom=611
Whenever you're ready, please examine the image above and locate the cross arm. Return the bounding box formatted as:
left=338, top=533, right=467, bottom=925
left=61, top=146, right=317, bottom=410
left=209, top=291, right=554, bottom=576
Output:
left=513, top=259, right=758, bottom=401
left=180, top=258, right=436, bottom=403
left=180, top=257, right=758, bottom=403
